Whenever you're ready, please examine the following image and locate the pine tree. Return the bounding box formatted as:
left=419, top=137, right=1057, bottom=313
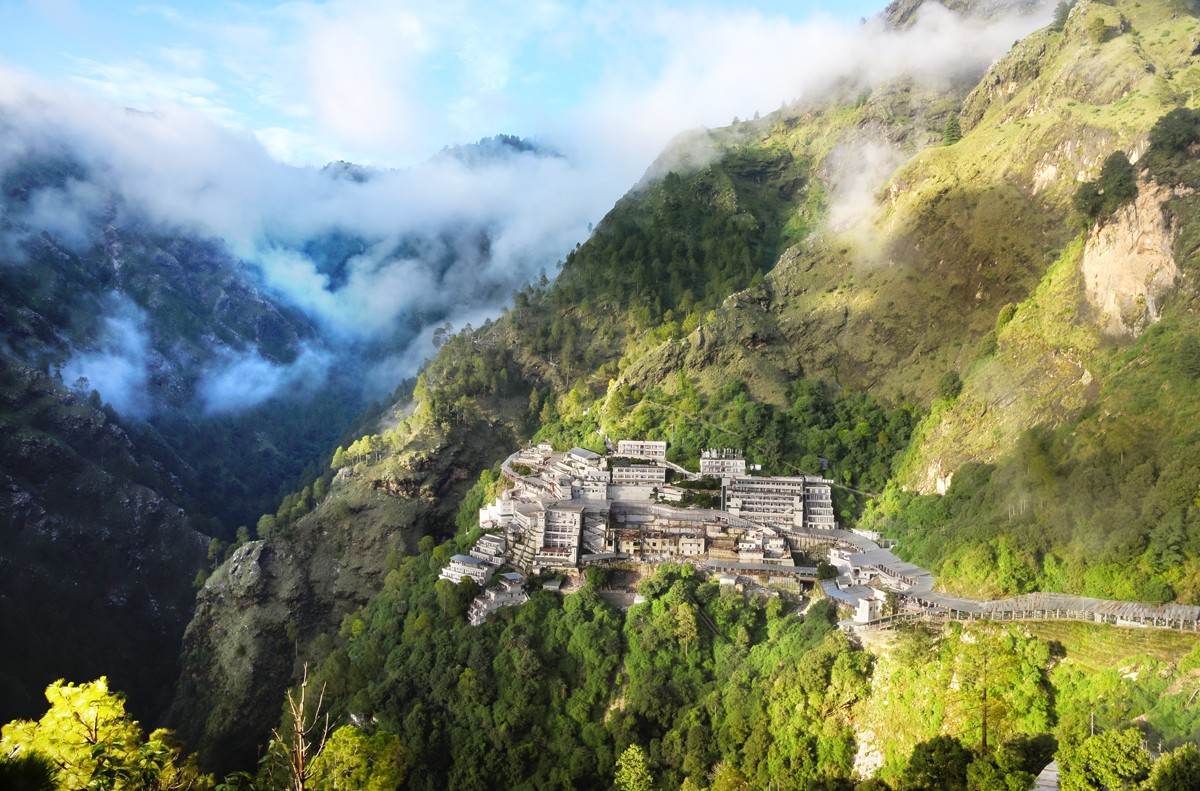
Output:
left=1052, top=1, right=1073, bottom=32
left=614, top=744, right=654, bottom=791
left=943, top=112, right=962, bottom=145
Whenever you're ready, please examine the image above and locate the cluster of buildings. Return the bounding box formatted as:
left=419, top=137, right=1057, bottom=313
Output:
left=444, top=438, right=838, bottom=625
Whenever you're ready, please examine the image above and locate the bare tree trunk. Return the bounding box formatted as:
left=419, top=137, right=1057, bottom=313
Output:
left=272, top=662, right=331, bottom=791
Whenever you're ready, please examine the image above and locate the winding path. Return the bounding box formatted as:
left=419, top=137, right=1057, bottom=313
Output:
left=811, top=529, right=1200, bottom=632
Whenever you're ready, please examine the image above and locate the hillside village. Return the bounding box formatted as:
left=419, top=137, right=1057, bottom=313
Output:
left=440, top=439, right=846, bottom=624
left=436, top=439, right=902, bottom=624
left=442, top=439, right=1200, bottom=634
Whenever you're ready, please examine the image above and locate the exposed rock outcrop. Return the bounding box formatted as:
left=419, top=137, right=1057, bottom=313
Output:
left=168, top=416, right=515, bottom=773
left=1081, top=180, right=1181, bottom=337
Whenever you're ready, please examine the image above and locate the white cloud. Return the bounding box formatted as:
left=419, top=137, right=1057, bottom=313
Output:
left=199, top=346, right=333, bottom=414
left=0, top=0, right=1054, bottom=408
left=61, top=301, right=153, bottom=418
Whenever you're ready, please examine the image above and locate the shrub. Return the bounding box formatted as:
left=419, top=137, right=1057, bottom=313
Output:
left=938, top=370, right=964, bottom=401
left=1073, top=151, right=1137, bottom=222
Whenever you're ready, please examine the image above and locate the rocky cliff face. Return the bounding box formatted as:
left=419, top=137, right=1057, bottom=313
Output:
left=168, top=414, right=514, bottom=772
left=0, top=358, right=206, bottom=724
left=1082, top=179, right=1182, bottom=336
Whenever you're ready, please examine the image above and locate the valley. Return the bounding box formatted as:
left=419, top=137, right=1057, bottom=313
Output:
left=7, top=0, right=1200, bottom=788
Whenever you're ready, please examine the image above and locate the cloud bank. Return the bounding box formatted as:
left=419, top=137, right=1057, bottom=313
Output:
left=0, top=0, right=1053, bottom=414
left=199, top=346, right=333, bottom=415
left=60, top=299, right=153, bottom=418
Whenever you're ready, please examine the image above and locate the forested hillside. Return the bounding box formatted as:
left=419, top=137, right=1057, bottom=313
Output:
left=11, top=548, right=1200, bottom=789
left=13, top=0, right=1200, bottom=787
left=163, top=0, right=1200, bottom=775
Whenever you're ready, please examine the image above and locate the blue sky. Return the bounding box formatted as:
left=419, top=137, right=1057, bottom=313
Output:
left=0, top=0, right=892, bottom=166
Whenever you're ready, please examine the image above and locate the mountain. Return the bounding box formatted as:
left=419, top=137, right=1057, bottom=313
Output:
left=0, top=357, right=204, bottom=723
left=166, top=0, right=1200, bottom=774
left=8, top=0, right=1200, bottom=785
left=0, top=131, right=559, bottom=723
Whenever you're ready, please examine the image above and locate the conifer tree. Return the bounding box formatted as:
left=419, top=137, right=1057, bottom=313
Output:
left=943, top=112, right=962, bottom=145
left=615, top=744, right=654, bottom=791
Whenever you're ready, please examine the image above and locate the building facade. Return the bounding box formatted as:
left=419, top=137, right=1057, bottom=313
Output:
left=611, top=464, right=668, bottom=486
left=700, top=448, right=747, bottom=478
left=722, top=475, right=837, bottom=530
left=616, top=440, right=668, bottom=460
left=439, top=554, right=495, bottom=585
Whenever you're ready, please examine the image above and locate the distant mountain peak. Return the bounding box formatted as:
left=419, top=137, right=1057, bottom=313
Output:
left=436, top=134, right=560, bottom=167
left=881, top=0, right=1048, bottom=27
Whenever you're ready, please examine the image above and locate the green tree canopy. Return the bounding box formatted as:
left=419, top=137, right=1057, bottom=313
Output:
left=1143, top=742, right=1200, bottom=791
left=615, top=743, right=654, bottom=791
left=1059, top=728, right=1150, bottom=791
left=902, top=735, right=972, bottom=791
left=944, top=113, right=963, bottom=146
left=308, top=725, right=407, bottom=791
left=0, top=678, right=207, bottom=791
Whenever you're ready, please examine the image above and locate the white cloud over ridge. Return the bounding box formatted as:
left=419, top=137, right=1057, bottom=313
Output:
left=199, top=346, right=333, bottom=415
left=0, top=0, right=1052, bottom=411
left=60, top=300, right=153, bottom=418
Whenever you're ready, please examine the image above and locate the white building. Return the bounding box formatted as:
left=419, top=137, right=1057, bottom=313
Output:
left=723, top=475, right=837, bottom=530
left=468, top=572, right=529, bottom=626
left=470, top=533, right=507, bottom=565
left=479, top=489, right=515, bottom=529
left=439, top=554, right=495, bottom=585
left=575, top=478, right=609, bottom=501
left=617, top=440, right=668, bottom=460
left=535, top=503, right=584, bottom=567
left=700, top=448, right=746, bottom=479
left=804, top=480, right=836, bottom=530
left=567, top=447, right=605, bottom=468
left=611, top=465, right=667, bottom=486
left=856, top=596, right=883, bottom=623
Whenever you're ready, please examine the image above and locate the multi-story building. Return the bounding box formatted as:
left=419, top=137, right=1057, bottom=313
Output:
left=722, top=475, right=837, bottom=530
left=574, top=478, right=609, bottom=501
left=439, top=554, right=495, bottom=585
left=534, top=503, right=584, bottom=568
left=567, top=447, right=605, bottom=469
left=468, top=572, right=529, bottom=626
left=604, top=528, right=705, bottom=559
left=611, top=464, right=667, bottom=486
left=479, top=489, right=515, bottom=529
left=700, top=448, right=747, bottom=478
left=804, top=481, right=836, bottom=529
left=470, top=533, right=507, bottom=565
left=617, top=440, right=668, bottom=460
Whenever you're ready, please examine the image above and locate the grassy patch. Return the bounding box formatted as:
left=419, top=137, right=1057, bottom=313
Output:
left=1026, top=620, right=1200, bottom=670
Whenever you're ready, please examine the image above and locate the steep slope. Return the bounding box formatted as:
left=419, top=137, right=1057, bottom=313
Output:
left=0, top=154, right=357, bottom=722
left=164, top=0, right=1036, bottom=765
left=581, top=0, right=1200, bottom=603
left=0, top=358, right=205, bottom=724
left=171, top=0, right=1200, bottom=768
left=0, top=133, right=560, bottom=724
left=0, top=154, right=361, bottom=533
left=168, top=398, right=517, bottom=771
left=859, top=0, right=1200, bottom=602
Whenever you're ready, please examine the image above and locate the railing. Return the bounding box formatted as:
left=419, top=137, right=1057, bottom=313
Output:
left=845, top=603, right=1200, bottom=633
